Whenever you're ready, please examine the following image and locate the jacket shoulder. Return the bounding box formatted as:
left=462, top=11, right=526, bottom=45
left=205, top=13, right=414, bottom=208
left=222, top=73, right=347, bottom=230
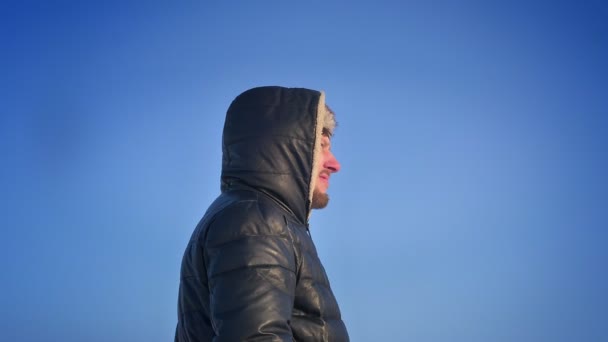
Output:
left=201, top=190, right=291, bottom=248
left=203, top=190, right=298, bottom=284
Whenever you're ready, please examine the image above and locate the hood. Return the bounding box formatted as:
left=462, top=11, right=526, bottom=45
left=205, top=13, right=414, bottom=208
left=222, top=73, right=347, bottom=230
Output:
left=220, top=86, right=335, bottom=223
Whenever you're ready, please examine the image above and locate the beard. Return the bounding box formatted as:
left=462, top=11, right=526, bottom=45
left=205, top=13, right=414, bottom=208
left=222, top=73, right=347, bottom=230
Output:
left=311, top=189, right=329, bottom=209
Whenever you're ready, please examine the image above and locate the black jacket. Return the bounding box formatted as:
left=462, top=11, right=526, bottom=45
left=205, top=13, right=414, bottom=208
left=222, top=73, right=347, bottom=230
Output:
left=176, top=87, right=349, bottom=341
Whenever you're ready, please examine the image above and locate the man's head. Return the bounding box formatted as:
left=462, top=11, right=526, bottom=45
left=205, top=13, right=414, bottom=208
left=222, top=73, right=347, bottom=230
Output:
left=222, top=86, right=340, bottom=221
left=311, top=113, right=341, bottom=209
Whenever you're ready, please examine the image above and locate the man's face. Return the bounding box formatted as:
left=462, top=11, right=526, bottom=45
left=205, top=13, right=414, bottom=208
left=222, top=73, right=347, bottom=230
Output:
left=312, top=134, right=341, bottom=209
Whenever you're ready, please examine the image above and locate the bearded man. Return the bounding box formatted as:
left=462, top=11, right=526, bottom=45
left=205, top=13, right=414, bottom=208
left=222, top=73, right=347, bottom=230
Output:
left=176, top=86, right=349, bottom=341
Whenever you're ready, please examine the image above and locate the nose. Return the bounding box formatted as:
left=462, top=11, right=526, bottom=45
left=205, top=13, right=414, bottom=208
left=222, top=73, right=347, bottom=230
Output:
left=325, top=151, right=341, bottom=173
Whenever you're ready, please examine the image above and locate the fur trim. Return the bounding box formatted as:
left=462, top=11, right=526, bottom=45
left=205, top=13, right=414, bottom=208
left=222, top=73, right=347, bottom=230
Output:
left=324, top=104, right=337, bottom=136
left=308, top=91, right=333, bottom=218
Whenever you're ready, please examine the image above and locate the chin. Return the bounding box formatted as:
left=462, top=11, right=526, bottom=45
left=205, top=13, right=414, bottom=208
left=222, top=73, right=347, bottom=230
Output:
left=311, top=190, right=329, bottom=209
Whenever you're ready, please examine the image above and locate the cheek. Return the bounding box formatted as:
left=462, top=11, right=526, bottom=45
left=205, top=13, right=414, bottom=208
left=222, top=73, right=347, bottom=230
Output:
left=320, top=151, right=331, bottom=165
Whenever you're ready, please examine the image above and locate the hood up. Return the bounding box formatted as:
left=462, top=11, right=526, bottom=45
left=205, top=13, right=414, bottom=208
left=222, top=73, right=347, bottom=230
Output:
left=220, top=86, right=335, bottom=224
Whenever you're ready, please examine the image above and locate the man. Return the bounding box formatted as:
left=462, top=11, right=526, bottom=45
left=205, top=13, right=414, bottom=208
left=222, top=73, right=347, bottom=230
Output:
left=176, top=86, right=350, bottom=341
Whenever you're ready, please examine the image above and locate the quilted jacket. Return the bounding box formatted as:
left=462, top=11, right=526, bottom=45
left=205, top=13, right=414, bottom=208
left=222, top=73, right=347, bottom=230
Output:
left=176, top=86, right=349, bottom=341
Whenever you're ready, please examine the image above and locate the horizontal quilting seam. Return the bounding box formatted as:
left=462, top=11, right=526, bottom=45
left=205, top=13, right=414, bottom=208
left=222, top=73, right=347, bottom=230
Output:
left=208, top=264, right=295, bottom=280
left=225, top=135, right=311, bottom=146
left=207, top=233, right=290, bottom=249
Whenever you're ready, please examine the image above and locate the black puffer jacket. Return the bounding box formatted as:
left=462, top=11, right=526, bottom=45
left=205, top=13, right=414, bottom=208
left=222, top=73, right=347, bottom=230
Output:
left=176, top=87, right=349, bottom=341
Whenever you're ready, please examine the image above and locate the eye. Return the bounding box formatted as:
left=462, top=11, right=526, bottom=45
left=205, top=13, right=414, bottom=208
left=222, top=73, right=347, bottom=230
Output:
left=321, top=137, right=331, bottom=149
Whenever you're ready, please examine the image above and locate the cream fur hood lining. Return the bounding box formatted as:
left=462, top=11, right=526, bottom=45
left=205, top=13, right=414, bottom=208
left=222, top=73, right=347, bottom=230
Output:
left=308, top=91, right=336, bottom=218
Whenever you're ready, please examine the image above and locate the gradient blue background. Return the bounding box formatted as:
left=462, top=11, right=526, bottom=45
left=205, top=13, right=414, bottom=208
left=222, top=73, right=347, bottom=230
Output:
left=2, top=1, right=607, bottom=341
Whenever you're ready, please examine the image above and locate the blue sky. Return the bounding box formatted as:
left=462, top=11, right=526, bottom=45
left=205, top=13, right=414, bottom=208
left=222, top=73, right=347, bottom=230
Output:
left=1, top=1, right=607, bottom=341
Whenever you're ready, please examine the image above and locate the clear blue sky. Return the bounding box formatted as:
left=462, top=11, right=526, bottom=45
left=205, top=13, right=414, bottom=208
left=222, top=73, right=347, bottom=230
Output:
left=2, top=1, right=607, bottom=341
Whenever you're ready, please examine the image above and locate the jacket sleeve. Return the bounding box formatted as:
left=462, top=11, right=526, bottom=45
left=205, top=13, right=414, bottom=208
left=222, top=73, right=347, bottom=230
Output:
left=203, top=201, right=297, bottom=341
